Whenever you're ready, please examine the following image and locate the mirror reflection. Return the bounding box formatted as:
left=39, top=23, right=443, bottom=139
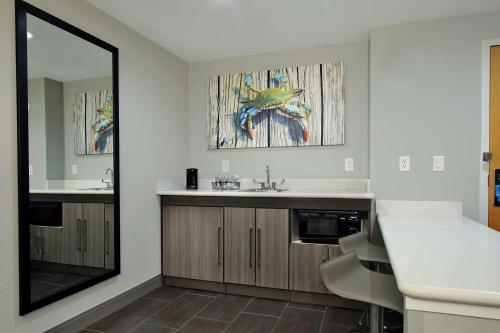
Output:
left=26, top=14, right=116, bottom=305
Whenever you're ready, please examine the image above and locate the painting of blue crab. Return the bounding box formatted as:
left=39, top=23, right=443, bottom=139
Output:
left=207, top=62, right=345, bottom=149
left=238, top=72, right=312, bottom=142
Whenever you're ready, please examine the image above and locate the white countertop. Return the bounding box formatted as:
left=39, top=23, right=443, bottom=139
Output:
left=30, top=189, right=113, bottom=195
left=379, top=214, right=500, bottom=307
left=156, top=188, right=374, bottom=199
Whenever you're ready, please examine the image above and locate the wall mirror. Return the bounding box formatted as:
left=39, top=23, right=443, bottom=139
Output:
left=15, top=0, right=120, bottom=315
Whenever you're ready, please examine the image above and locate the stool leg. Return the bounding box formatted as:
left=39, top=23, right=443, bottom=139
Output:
left=370, top=304, right=379, bottom=333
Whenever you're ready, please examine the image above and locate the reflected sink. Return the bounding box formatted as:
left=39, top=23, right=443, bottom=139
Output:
left=238, top=188, right=288, bottom=193
left=78, top=187, right=111, bottom=191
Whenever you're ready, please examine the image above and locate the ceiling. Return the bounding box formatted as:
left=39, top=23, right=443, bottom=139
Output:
left=27, top=14, right=112, bottom=82
left=85, top=0, right=500, bottom=63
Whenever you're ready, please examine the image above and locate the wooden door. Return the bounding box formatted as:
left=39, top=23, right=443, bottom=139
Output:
left=82, top=203, right=105, bottom=268
left=256, top=209, right=289, bottom=289
left=104, top=204, right=115, bottom=269
left=490, top=46, right=500, bottom=231
left=30, top=225, right=42, bottom=261
left=224, top=207, right=255, bottom=285
left=289, top=243, right=329, bottom=293
left=41, top=226, right=63, bottom=263
left=163, top=206, right=224, bottom=282
left=62, top=203, right=83, bottom=265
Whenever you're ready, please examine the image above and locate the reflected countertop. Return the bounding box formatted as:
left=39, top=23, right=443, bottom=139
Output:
left=30, top=188, right=113, bottom=195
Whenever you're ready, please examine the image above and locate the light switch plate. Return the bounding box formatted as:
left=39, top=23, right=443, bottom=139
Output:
left=222, top=160, right=229, bottom=173
left=71, top=164, right=78, bottom=175
left=29, top=165, right=33, bottom=176
left=344, top=158, right=354, bottom=172
left=433, top=155, right=445, bottom=171
left=400, top=156, right=410, bottom=172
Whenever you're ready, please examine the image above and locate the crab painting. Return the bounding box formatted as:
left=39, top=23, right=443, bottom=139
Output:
left=91, top=94, right=113, bottom=153
left=238, top=72, right=312, bottom=141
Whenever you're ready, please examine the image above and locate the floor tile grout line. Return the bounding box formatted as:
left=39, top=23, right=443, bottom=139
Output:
left=287, top=305, right=327, bottom=313
left=241, top=311, right=281, bottom=319
left=222, top=297, right=254, bottom=333
left=270, top=302, right=289, bottom=333
left=174, top=291, right=219, bottom=332
left=318, top=307, right=327, bottom=333
left=123, top=288, right=190, bottom=333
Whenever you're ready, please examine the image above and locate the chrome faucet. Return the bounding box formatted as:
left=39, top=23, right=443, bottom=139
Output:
left=252, top=165, right=285, bottom=190
left=102, top=168, right=114, bottom=190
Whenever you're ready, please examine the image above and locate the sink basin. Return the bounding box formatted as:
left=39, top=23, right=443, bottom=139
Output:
left=239, top=188, right=288, bottom=193
left=78, top=187, right=111, bottom=191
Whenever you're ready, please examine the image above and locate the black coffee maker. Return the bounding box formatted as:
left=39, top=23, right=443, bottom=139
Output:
left=186, top=168, right=198, bottom=189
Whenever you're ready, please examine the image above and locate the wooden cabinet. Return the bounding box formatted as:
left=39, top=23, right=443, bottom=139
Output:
left=289, top=243, right=342, bottom=293
left=224, top=207, right=256, bottom=285
left=163, top=206, right=223, bottom=282
left=289, top=243, right=329, bottom=293
left=256, top=209, right=289, bottom=290
left=62, top=203, right=107, bottom=268
left=30, top=225, right=63, bottom=263
left=81, top=204, right=105, bottom=268
left=104, top=204, right=115, bottom=269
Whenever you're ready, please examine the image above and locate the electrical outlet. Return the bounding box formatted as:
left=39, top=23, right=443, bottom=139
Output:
left=71, top=164, right=78, bottom=175
left=222, top=160, right=229, bottom=173
left=29, top=165, right=33, bottom=176
left=344, top=158, right=354, bottom=172
left=399, top=156, right=410, bottom=172
left=433, top=155, right=445, bottom=171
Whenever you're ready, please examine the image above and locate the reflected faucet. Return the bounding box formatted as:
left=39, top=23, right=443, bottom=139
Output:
left=102, top=168, right=114, bottom=190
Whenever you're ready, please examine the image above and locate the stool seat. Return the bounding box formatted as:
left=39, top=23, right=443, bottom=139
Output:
left=320, top=251, right=403, bottom=314
left=339, top=232, right=390, bottom=264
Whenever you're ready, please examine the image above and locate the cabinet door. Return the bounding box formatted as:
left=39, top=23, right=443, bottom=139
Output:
left=224, top=207, right=255, bottom=285
left=104, top=204, right=115, bottom=269
left=289, top=243, right=329, bottom=293
left=256, top=209, right=289, bottom=289
left=30, top=225, right=42, bottom=261
left=163, top=206, right=224, bottom=282
left=63, top=203, right=83, bottom=266
left=82, top=203, right=105, bottom=268
left=41, top=226, right=63, bottom=263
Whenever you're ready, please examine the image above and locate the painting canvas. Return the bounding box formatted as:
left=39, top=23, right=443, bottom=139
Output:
left=207, top=62, right=344, bottom=149
left=74, top=90, right=114, bottom=155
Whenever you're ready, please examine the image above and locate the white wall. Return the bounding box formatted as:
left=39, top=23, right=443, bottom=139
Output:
left=187, top=42, right=369, bottom=179
left=370, top=10, right=500, bottom=220
left=0, top=1, right=188, bottom=332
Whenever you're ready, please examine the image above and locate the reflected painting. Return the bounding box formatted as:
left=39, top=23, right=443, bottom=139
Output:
left=74, top=90, right=114, bottom=155
left=207, top=62, right=345, bottom=149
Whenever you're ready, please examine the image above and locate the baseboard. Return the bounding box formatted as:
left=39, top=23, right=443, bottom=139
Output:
left=46, top=275, right=162, bottom=333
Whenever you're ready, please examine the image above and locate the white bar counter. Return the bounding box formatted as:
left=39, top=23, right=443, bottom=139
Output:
left=379, top=214, right=500, bottom=332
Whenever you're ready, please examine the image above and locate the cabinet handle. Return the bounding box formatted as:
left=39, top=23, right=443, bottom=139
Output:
left=77, top=219, right=82, bottom=251
left=35, top=236, right=40, bottom=253
left=217, top=226, right=222, bottom=265
left=321, top=256, right=327, bottom=264
left=249, top=227, right=253, bottom=268
left=105, top=220, right=110, bottom=255
left=257, top=227, right=261, bottom=269
left=41, top=236, right=45, bottom=257
left=83, top=219, right=88, bottom=252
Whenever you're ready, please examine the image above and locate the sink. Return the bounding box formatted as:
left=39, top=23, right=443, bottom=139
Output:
left=239, top=188, right=288, bottom=193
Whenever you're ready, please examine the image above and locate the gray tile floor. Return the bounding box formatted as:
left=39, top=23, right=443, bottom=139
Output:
left=83, top=286, right=400, bottom=333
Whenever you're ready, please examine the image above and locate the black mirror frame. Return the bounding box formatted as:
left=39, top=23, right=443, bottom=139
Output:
left=15, top=0, right=120, bottom=315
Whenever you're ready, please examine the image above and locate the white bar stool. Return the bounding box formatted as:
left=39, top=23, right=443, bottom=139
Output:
left=339, top=233, right=390, bottom=333
left=320, top=251, right=403, bottom=333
